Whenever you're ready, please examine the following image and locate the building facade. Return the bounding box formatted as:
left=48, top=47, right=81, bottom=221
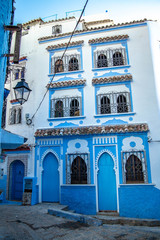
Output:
left=4, top=14, right=160, bottom=219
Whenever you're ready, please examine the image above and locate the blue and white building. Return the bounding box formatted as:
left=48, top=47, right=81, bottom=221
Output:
left=4, top=13, right=160, bottom=219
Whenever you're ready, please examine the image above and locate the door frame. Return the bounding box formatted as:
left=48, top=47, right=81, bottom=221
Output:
left=7, top=155, right=28, bottom=200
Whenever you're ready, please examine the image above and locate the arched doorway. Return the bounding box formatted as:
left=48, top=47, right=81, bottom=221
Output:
left=42, top=153, right=59, bottom=202
left=9, top=160, right=24, bottom=201
left=98, top=153, right=117, bottom=211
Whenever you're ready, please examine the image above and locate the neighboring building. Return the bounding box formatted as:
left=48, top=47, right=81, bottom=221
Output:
left=4, top=13, right=160, bottom=219
left=0, top=0, right=26, bottom=202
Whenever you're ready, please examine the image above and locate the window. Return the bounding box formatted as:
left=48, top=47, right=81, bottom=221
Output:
left=70, top=99, right=80, bottom=116
left=97, top=54, right=108, bottom=68
left=51, top=54, right=81, bottom=74
left=68, top=57, right=79, bottom=71
left=117, top=94, right=128, bottom=113
left=71, top=156, right=87, bottom=184
left=21, top=67, right=25, bottom=78
left=55, top=100, right=63, bottom=117
left=66, top=153, right=90, bottom=184
left=14, top=68, right=25, bottom=80
left=15, top=69, right=20, bottom=80
left=52, top=25, right=62, bottom=35
left=94, top=48, right=127, bottom=68
left=97, top=92, right=131, bottom=115
left=9, top=107, right=22, bottom=124
left=126, top=154, right=144, bottom=183
left=122, top=151, right=148, bottom=184
left=51, top=96, right=82, bottom=118
left=100, top=96, right=111, bottom=114
left=54, top=59, right=64, bottom=73
left=113, top=51, right=124, bottom=66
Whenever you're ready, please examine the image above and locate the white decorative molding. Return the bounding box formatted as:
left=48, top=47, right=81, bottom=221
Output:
left=95, top=149, right=117, bottom=171
left=122, top=136, right=144, bottom=151
left=37, top=138, right=63, bottom=146
left=93, top=136, right=117, bottom=145
left=40, top=149, right=60, bottom=167
left=67, top=139, right=89, bottom=153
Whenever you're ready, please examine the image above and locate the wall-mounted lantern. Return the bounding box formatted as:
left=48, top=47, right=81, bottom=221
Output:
left=13, top=79, right=31, bottom=105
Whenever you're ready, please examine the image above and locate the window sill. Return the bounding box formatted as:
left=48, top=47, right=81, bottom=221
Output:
left=48, top=70, right=84, bottom=77
left=119, top=183, right=155, bottom=187
left=92, top=65, right=130, bottom=72
left=94, top=112, right=136, bottom=118
left=61, top=184, right=95, bottom=187
left=48, top=116, right=86, bottom=121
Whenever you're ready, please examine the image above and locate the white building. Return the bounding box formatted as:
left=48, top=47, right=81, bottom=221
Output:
left=2, top=13, right=160, bottom=219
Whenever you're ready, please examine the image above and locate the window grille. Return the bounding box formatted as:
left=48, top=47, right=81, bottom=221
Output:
left=15, top=69, right=20, bottom=80
left=51, top=96, right=82, bottom=118
left=94, top=48, right=127, bottom=68
left=97, top=92, right=131, bottom=115
left=51, top=54, right=81, bottom=74
left=52, top=25, right=62, bottom=35
left=66, top=153, right=90, bottom=184
left=9, top=107, right=22, bottom=124
left=1, top=99, right=7, bottom=128
left=21, top=67, right=25, bottom=78
left=122, top=151, right=148, bottom=184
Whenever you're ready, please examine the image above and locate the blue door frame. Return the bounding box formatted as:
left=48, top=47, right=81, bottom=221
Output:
left=98, top=153, right=117, bottom=211
left=10, top=160, right=24, bottom=201
left=42, top=153, right=59, bottom=202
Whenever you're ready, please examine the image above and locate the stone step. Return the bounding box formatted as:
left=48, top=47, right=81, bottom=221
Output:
left=94, top=215, right=160, bottom=227
left=48, top=207, right=160, bottom=227
left=98, top=211, right=119, bottom=217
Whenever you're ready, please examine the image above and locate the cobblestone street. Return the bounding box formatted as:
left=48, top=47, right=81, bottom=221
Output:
left=0, top=204, right=160, bottom=240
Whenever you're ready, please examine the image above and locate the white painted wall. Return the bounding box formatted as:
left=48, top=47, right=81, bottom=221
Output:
left=5, top=18, right=160, bottom=188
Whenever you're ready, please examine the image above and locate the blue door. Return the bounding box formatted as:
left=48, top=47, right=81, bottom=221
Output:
left=42, top=153, right=59, bottom=202
left=10, top=160, right=24, bottom=201
left=98, top=153, right=117, bottom=211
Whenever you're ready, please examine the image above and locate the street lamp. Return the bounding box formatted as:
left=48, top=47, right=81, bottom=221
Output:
left=13, top=79, right=31, bottom=105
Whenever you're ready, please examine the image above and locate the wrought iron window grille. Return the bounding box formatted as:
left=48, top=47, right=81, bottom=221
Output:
left=50, top=96, right=82, bottom=118
left=9, top=106, right=22, bottom=125
left=66, top=153, right=90, bottom=184
left=51, top=54, right=81, bottom=74
left=122, top=150, right=148, bottom=184
left=94, top=48, right=127, bottom=68
left=97, top=91, right=131, bottom=115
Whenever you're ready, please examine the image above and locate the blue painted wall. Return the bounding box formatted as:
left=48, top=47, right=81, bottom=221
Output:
left=61, top=185, right=96, bottom=215
left=119, top=185, right=160, bottom=220
left=0, top=0, right=13, bottom=128
left=0, top=175, right=7, bottom=201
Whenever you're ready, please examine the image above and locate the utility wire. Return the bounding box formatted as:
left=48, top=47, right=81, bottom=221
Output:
left=30, top=0, right=89, bottom=122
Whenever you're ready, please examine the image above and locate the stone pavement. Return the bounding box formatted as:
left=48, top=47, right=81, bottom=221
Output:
left=0, top=203, right=160, bottom=240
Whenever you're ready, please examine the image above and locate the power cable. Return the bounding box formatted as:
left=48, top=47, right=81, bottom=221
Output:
left=29, top=0, right=89, bottom=124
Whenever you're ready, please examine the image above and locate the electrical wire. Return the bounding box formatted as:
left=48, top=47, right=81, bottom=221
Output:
left=30, top=0, right=89, bottom=123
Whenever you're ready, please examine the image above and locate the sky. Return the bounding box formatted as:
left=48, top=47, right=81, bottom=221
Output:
left=13, top=0, right=160, bottom=25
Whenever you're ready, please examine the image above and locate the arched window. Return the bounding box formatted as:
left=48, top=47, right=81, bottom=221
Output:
left=97, top=54, right=108, bottom=68
left=68, top=57, right=79, bottom=71
left=70, top=99, right=80, bottom=116
left=101, top=96, right=111, bottom=114
left=55, top=100, right=63, bottom=117
left=117, top=94, right=128, bottom=113
left=71, top=156, right=87, bottom=184
left=113, top=52, right=124, bottom=66
left=54, top=59, right=64, bottom=73
left=125, top=154, right=144, bottom=183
